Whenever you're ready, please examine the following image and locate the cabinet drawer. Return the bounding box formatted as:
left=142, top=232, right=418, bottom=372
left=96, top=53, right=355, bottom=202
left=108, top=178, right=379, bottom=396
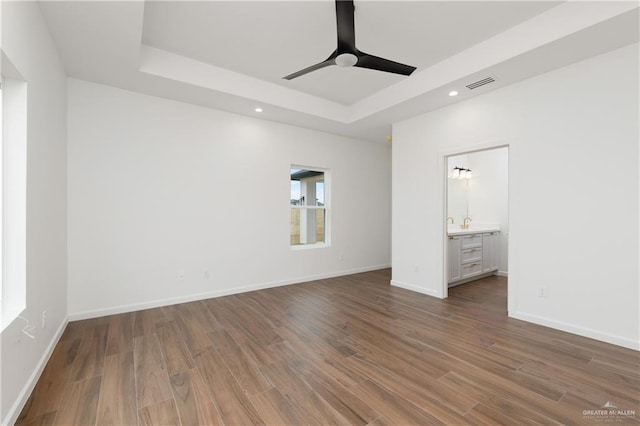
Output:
left=461, top=234, right=483, bottom=249
left=461, top=247, right=482, bottom=263
left=461, top=262, right=482, bottom=278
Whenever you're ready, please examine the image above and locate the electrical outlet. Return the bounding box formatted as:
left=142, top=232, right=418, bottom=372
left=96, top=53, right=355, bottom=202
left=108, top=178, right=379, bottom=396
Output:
left=538, top=287, right=547, bottom=298
left=203, top=270, right=210, bottom=279
left=178, top=271, right=185, bottom=281
left=42, top=311, right=47, bottom=328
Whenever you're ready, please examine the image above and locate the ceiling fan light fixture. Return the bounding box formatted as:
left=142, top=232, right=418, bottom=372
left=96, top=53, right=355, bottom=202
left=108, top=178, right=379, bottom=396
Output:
left=282, top=0, right=416, bottom=80
left=335, top=53, right=358, bottom=68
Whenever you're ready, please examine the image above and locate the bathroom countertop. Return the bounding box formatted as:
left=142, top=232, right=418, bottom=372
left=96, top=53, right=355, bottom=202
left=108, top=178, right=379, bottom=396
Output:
left=447, top=226, right=501, bottom=236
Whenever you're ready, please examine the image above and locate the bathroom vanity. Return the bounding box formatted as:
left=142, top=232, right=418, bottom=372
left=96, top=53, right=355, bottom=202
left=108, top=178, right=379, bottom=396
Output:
left=448, top=228, right=500, bottom=287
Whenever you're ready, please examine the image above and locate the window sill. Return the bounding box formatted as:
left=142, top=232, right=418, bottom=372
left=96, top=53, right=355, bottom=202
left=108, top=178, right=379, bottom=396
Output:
left=290, top=242, right=330, bottom=251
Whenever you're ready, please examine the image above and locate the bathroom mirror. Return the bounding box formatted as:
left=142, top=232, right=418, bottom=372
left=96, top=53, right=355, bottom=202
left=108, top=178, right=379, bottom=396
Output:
left=447, top=177, right=468, bottom=225
left=447, top=155, right=469, bottom=225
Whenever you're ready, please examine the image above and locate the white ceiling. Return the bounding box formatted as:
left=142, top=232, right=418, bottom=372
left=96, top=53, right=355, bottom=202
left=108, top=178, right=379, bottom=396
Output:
left=39, top=1, right=639, bottom=142
left=141, top=1, right=560, bottom=104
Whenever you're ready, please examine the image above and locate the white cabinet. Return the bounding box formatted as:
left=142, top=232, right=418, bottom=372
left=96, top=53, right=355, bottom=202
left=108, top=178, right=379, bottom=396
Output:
left=461, top=261, right=483, bottom=279
left=461, top=234, right=482, bottom=249
left=448, top=230, right=499, bottom=286
left=448, top=236, right=461, bottom=282
left=482, top=232, right=499, bottom=273
left=461, top=247, right=482, bottom=263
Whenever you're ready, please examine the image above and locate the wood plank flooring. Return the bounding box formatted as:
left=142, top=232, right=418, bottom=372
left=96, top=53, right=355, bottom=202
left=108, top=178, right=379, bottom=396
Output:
left=17, top=270, right=640, bottom=425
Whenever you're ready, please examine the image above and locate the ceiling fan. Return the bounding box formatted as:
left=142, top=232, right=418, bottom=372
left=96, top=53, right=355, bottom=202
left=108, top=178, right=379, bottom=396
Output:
left=283, top=0, right=417, bottom=80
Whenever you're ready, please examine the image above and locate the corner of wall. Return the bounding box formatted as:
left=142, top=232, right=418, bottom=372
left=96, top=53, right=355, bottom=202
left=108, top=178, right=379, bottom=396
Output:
left=391, top=280, right=442, bottom=298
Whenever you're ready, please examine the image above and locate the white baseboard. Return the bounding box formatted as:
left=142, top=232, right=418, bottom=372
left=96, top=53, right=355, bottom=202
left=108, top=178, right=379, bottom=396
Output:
left=2, top=316, right=69, bottom=426
left=496, top=270, right=508, bottom=277
left=511, top=310, right=639, bottom=351
left=69, top=264, right=391, bottom=321
left=390, top=280, right=441, bottom=298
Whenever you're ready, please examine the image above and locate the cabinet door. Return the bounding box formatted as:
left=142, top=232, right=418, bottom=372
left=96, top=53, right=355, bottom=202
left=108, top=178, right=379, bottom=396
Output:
left=482, top=232, right=499, bottom=272
left=448, top=236, right=461, bottom=282
left=491, top=232, right=500, bottom=270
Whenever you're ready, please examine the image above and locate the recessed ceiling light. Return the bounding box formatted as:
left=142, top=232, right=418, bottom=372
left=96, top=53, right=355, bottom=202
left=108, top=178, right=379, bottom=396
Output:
left=448, top=90, right=458, bottom=97
left=254, top=107, right=263, bottom=113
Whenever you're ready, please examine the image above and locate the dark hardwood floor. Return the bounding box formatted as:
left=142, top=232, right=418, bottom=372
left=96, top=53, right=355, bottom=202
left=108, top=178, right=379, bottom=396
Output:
left=17, top=270, right=640, bottom=425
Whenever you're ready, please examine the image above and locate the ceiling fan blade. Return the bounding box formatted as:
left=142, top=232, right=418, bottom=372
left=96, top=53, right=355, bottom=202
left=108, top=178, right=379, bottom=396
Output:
left=283, top=56, right=336, bottom=80
left=355, top=52, right=416, bottom=76
left=335, top=0, right=356, bottom=53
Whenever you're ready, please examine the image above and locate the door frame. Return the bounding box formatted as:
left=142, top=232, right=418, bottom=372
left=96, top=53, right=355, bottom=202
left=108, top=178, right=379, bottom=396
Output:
left=439, top=141, right=514, bottom=313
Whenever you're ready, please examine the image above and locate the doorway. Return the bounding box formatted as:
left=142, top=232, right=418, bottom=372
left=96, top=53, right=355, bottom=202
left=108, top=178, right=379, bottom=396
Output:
left=443, top=146, right=509, bottom=305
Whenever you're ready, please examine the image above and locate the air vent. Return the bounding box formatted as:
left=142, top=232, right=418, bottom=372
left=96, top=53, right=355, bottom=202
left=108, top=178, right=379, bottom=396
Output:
left=465, top=77, right=496, bottom=90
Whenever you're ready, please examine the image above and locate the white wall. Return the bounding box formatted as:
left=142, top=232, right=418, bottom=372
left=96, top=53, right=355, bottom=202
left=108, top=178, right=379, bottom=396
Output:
left=392, top=44, right=639, bottom=349
left=0, top=2, right=68, bottom=423
left=67, top=79, right=391, bottom=318
left=466, top=147, right=509, bottom=274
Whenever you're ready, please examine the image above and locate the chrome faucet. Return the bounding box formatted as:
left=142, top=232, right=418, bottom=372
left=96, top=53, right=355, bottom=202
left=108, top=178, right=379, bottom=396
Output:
left=462, top=217, right=472, bottom=229
left=447, top=217, right=454, bottom=224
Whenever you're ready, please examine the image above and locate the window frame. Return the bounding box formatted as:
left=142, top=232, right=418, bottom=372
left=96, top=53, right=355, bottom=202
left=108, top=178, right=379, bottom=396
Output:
left=1, top=51, right=28, bottom=331
left=290, top=165, right=331, bottom=250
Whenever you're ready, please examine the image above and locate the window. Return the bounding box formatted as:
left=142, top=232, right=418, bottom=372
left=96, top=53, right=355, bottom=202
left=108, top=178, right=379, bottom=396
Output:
left=290, top=167, right=329, bottom=248
left=1, top=51, right=28, bottom=330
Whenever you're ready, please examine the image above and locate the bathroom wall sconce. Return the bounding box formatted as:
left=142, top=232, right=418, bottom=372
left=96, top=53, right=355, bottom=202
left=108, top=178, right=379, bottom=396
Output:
left=449, top=167, right=472, bottom=179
